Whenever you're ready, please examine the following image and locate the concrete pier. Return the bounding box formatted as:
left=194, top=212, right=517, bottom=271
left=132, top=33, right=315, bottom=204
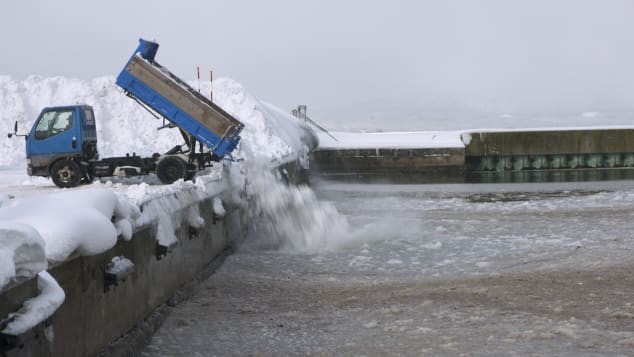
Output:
left=464, top=129, right=634, bottom=172
left=310, top=147, right=465, bottom=182
left=311, top=128, right=634, bottom=182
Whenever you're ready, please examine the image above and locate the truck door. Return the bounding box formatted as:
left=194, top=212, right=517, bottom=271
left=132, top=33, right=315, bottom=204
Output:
left=26, top=107, right=82, bottom=175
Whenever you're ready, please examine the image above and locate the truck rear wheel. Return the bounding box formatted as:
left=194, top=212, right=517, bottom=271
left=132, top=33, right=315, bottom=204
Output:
left=156, top=156, right=186, bottom=184
left=51, top=160, right=82, bottom=188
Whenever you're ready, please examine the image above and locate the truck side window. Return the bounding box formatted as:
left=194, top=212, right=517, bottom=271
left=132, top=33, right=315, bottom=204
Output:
left=83, top=109, right=95, bottom=126
left=35, top=110, right=74, bottom=140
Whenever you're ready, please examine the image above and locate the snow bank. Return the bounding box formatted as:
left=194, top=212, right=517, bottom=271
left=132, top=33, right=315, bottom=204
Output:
left=0, top=75, right=182, bottom=167
left=0, top=75, right=316, bottom=168
left=0, top=188, right=138, bottom=263
left=2, top=271, right=64, bottom=336
left=117, top=172, right=225, bottom=247
left=210, top=78, right=317, bottom=166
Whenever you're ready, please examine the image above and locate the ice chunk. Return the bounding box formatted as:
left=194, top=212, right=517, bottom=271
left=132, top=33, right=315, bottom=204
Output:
left=213, top=197, right=225, bottom=218
left=105, top=256, right=134, bottom=279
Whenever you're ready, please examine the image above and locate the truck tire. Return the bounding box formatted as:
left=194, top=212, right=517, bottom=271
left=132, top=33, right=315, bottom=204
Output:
left=51, top=160, right=82, bottom=188
left=156, top=156, right=186, bottom=184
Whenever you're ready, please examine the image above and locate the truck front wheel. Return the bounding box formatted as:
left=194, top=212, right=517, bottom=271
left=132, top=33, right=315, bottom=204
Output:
left=51, top=160, right=82, bottom=188
left=156, top=156, right=186, bottom=184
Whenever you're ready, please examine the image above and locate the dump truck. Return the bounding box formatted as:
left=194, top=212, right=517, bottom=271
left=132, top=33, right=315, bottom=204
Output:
left=9, top=39, right=244, bottom=188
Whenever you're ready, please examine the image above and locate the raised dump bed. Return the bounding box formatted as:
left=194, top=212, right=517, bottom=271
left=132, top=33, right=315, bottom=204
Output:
left=116, top=39, right=243, bottom=155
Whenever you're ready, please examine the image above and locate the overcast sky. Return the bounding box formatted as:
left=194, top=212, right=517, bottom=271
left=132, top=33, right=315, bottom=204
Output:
left=2, top=0, right=634, bottom=130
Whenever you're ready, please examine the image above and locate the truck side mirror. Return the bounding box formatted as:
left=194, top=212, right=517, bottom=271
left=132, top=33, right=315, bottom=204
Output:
left=8, top=121, right=28, bottom=139
left=7, top=121, right=17, bottom=138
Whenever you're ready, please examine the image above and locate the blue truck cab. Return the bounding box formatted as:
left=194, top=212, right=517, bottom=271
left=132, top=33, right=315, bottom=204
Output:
left=26, top=105, right=97, bottom=181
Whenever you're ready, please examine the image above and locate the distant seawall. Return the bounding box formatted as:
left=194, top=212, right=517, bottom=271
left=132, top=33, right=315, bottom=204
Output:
left=310, top=147, right=465, bottom=183
left=311, top=128, right=634, bottom=182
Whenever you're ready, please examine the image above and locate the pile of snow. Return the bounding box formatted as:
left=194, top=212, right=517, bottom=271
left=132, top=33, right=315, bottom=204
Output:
left=0, top=75, right=182, bottom=167
left=209, top=78, right=317, bottom=166
left=0, top=75, right=316, bottom=168
left=123, top=178, right=220, bottom=247
left=0, top=189, right=137, bottom=264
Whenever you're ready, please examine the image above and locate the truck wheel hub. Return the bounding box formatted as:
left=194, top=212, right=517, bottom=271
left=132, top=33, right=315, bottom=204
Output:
left=58, top=166, right=74, bottom=182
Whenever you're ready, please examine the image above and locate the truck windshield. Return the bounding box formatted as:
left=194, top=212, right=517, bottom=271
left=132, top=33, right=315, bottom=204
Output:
left=35, top=110, right=74, bottom=140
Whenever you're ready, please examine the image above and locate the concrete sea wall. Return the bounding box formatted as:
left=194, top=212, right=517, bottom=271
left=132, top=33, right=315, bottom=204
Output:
left=464, top=129, right=634, bottom=172
left=311, top=129, right=634, bottom=183
left=310, top=148, right=465, bottom=182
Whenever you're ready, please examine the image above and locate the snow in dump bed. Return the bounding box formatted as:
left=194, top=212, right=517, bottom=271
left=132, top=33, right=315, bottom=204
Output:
left=315, top=131, right=464, bottom=150
left=2, top=271, right=64, bottom=336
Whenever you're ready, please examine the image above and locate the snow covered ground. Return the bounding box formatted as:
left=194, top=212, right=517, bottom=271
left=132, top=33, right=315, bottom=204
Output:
left=0, top=75, right=316, bottom=335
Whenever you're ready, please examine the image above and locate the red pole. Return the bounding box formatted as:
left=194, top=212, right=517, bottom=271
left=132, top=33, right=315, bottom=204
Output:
left=196, top=66, right=201, bottom=93
left=210, top=69, right=213, bottom=101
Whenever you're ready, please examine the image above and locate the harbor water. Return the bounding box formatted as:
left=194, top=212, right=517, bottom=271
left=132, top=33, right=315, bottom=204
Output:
left=143, top=178, right=634, bottom=356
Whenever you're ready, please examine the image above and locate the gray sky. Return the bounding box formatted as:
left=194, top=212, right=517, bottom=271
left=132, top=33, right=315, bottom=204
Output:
left=2, top=0, right=634, bottom=130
